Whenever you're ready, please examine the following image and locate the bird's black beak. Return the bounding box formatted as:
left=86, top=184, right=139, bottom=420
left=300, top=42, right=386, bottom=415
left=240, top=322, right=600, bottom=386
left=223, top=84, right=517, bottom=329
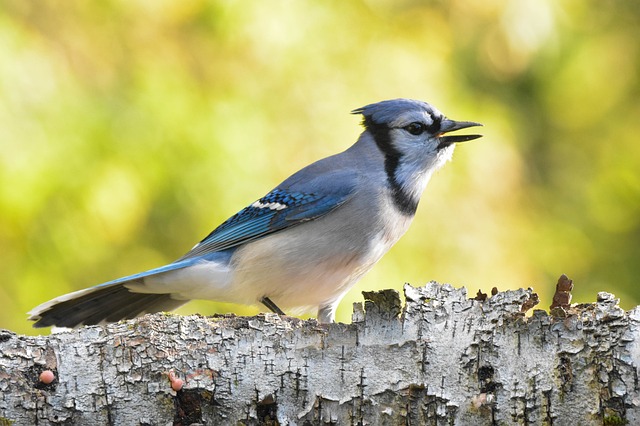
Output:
left=437, top=119, right=483, bottom=150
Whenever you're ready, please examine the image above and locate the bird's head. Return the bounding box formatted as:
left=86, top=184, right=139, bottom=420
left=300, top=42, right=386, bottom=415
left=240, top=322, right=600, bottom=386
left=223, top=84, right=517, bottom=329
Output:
left=352, top=98, right=482, bottom=215
left=353, top=98, right=482, bottom=169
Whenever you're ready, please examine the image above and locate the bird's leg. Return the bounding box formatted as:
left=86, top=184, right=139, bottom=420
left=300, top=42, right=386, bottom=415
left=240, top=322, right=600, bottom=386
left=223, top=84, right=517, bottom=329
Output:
left=261, top=296, right=285, bottom=315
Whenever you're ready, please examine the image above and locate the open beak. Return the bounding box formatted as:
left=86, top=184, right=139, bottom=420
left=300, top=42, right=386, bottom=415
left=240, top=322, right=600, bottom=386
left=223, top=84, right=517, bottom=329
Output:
left=437, top=119, right=483, bottom=149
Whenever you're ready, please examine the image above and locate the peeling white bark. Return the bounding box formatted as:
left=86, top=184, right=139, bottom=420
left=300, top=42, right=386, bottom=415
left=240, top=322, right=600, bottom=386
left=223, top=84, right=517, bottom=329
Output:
left=1, top=282, right=638, bottom=425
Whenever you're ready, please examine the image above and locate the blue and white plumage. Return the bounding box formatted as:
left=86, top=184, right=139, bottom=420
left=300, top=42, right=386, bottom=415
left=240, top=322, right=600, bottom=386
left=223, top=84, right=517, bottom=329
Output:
left=28, top=98, right=482, bottom=328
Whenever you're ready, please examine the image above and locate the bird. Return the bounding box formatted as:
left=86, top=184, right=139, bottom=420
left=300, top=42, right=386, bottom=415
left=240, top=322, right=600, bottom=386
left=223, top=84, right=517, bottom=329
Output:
left=28, top=98, right=482, bottom=328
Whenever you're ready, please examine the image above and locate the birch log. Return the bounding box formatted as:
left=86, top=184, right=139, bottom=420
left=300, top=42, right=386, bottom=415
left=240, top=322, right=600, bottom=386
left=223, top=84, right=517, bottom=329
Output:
left=1, top=282, right=638, bottom=425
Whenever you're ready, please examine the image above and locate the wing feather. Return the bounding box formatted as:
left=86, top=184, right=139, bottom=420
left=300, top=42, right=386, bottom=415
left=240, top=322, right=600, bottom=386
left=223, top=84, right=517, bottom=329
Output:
left=179, top=186, right=354, bottom=260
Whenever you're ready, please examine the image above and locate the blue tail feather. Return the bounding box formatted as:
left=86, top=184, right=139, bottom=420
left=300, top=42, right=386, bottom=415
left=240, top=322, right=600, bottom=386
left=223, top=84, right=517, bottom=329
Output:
left=29, top=258, right=201, bottom=328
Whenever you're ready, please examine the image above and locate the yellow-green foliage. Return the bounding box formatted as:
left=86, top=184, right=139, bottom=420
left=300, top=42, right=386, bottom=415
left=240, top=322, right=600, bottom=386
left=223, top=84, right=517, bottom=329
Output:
left=1, top=1, right=639, bottom=336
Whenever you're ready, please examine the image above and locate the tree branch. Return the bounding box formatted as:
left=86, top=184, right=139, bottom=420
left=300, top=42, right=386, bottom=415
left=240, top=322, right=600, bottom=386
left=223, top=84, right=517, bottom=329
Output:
left=1, top=282, right=638, bottom=425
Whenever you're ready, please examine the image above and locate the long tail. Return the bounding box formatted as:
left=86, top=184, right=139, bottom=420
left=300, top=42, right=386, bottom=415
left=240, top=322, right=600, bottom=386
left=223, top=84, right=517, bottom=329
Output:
left=28, top=260, right=196, bottom=328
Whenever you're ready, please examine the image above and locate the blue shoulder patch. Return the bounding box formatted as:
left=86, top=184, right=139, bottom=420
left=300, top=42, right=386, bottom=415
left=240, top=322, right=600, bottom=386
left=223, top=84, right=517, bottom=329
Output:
left=179, top=187, right=353, bottom=259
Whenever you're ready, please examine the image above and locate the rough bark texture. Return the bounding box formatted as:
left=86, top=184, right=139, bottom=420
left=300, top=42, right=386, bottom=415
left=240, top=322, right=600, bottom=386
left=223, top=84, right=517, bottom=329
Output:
left=1, top=282, right=638, bottom=425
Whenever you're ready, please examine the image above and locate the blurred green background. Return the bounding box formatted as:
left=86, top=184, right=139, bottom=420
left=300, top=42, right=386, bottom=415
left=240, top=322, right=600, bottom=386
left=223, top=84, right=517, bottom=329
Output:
left=1, top=0, right=639, bottom=335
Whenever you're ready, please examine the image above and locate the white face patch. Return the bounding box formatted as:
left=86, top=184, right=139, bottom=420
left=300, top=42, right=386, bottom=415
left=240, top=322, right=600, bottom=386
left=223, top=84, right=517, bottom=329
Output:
left=388, top=106, right=443, bottom=130
left=251, top=201, right=288, bottom=211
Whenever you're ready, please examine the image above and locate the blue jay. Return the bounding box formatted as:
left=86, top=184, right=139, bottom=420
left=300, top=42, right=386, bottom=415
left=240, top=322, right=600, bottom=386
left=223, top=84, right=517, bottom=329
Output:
left=28, top=99, right=481, bottom=328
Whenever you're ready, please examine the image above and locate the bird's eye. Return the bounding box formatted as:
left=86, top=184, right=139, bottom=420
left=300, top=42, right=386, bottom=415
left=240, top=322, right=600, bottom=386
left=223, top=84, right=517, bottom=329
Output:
left=404, top=122, right=426, bottom=136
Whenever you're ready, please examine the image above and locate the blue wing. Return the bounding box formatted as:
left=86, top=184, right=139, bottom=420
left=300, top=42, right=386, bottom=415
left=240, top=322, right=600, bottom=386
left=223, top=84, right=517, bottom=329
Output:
left=178, top=186, right=355, bottom=260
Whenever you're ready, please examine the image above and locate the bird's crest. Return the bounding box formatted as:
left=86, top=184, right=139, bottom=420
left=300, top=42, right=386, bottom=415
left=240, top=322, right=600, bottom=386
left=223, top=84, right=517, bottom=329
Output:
left=351, top=98, right=435, bottom=125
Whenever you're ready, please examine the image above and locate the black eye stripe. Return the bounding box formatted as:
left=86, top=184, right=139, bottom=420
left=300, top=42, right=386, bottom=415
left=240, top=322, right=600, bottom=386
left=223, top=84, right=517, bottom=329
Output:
left=426, top=114, right=442, bottom=133
left=400, top=115, right=443, bottom=136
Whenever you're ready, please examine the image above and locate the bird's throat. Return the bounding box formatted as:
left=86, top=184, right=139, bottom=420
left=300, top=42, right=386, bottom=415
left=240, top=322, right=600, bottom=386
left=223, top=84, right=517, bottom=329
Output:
left=385, top=157, right=420, bottom=216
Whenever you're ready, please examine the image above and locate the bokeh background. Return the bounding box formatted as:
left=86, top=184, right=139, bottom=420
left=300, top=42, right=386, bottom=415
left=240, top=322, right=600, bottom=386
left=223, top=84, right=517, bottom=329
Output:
left=1, top=0, right=639, bottom=335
